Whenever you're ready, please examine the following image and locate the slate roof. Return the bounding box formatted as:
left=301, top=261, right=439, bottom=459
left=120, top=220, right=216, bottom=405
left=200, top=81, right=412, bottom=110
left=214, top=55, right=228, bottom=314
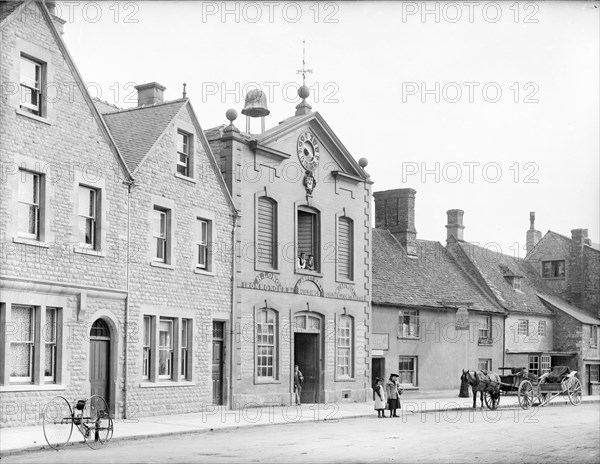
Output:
left=372, top=229, right=504, bottom=313
left=101, top=99, right=187, bottom=173
left=0, top=1, right=22, bottom=24
left=538, top=293, right=600, bottom=325
left=92, top=98, right=121, bottom=114
left=453, top=241, right=554, bottom=315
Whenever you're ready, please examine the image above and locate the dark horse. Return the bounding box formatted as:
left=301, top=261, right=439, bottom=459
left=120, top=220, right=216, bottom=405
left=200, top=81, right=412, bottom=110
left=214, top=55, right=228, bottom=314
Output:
left=461, top=369, right=501, bottom=409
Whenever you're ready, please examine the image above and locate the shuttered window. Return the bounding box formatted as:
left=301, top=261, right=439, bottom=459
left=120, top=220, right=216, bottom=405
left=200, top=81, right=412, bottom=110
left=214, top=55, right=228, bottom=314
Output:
left=297, top=211, right=314, bottom=258
left=337, top=217, right=353, bottom=280
left=257, top=197, right=276, bottom=267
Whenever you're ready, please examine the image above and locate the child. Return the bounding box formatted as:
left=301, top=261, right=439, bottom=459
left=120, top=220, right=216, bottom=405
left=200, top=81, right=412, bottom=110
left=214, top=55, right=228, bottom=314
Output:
left=374, top=377, right=387, bottom=418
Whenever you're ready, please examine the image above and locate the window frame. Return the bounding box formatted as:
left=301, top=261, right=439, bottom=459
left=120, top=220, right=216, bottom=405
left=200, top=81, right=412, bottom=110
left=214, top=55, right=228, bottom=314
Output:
left=17, top=169, right=42, bottom=240
left=478, top=358, right=492, bottom=372
left=336, top=314, right=354, bottom=379
left=158, top=318, right=174, bottom=380
left=196, top=218, right=209, bottom=270
left=541, top=260, right=565, bottom=279
left=180, top=319, right=190, bottom=380
left=176, top=130, right=193, bottom=178
left=538, top=320, right=547, bottom=337
left=591, top=326, right=598, bottom=348
left=398, top=309, right=419, bottom=339
left=256, top=308, right=278, bottom=381
left=478, top=315, right=492, bottom=343
left=398, top=356, right=417, bottom=387
left=256, top=196, right=278, bottom=271
left=19, top=54, right=44, bottom=117
left=44, top=307, right=58, bottom=382
left=9, top=305, right=35, bottom=383
left=518, top=319, right=529, bottom=336
left=142, top=315, right=152, bottom=380
left=528, top=355, right=539, bottom=377
left=77, top=184, right=100, bottom=250
left=540, top=355, right=551, bottom=375
left=296, top=206, right=320, bottom=273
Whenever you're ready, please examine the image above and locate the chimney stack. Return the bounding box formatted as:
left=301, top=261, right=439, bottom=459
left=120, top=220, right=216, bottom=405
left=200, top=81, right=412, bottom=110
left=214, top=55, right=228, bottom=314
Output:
left=568, top=228, right=588, bottom=307
left=526, top=212, right=542, bottom=256
left=135, top=82, right=166, bottom=107
left=446, top=209, right=465, bottom=243
left=45, top=1, right=66, bottom=35
left=373, top=188, right=417, bottom=256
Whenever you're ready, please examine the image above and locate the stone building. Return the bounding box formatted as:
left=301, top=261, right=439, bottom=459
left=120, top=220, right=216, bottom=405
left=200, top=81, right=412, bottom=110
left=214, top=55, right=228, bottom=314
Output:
left=206, top=88, right=372, bottom=406
left=371, top=189, right=505, bottom=391
left=96, top=84, right=237, bottom=416
left=1, top=1, right=132, bottom=426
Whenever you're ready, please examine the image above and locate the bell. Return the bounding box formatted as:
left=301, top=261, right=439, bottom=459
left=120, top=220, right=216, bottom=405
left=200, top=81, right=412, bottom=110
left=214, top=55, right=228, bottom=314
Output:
left=241, top=89, right=270, bottom=118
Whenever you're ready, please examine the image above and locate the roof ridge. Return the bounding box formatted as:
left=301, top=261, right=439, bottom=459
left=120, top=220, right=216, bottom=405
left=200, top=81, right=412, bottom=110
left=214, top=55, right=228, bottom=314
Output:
left=104, top=98, right=188, bottom=115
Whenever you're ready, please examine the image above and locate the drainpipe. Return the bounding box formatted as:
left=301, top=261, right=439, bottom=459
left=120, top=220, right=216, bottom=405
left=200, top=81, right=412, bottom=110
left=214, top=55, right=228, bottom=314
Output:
left=229, top=211, right=240, bottom=409
left=123, top=179, right=136, bottom=419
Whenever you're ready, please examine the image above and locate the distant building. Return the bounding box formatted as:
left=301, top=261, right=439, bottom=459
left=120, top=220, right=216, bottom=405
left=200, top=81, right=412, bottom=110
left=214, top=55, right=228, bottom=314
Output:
left=371, top=189, right=505, bottom=391
left=206, top=87, right=373, bottom=406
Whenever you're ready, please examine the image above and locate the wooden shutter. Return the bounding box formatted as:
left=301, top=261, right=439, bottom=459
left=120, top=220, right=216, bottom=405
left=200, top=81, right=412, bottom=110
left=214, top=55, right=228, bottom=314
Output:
left=338, top=217, right=352, bottom=279
left=297, top=211, right=314, bottom=257
left=257, top=198, right=275, bottom=265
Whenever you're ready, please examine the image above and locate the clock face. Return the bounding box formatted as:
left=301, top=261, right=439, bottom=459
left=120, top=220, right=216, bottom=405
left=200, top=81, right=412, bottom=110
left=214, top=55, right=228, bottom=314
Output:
left=297, top=131, right=320, bottom=171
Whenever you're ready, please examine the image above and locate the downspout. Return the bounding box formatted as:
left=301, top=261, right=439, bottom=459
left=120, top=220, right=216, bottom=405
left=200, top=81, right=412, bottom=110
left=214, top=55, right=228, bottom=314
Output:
left=229, top=211, right=240, bottom=409
left=123, top=179, right=135, bottom=419
left=502, top=312, right=506, bottom=368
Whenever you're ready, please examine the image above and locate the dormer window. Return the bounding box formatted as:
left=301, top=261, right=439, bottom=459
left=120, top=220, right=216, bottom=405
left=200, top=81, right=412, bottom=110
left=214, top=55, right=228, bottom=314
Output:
left=511, top=276, right=522, bottom=291
left=499, top=264, right=523, bottom=291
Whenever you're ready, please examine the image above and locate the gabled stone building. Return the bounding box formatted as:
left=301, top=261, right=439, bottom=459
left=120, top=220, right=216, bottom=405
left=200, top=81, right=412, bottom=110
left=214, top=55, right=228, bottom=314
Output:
left=206, top=89, right=372, bottom=406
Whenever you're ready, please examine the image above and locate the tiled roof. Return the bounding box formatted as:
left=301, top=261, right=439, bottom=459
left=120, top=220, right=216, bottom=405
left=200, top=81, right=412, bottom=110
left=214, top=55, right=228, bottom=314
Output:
left=372, top=229, right=504, bottom=313
left=92, top=98, right=121, bottom=114
left=0, top=1, right=22, bottom=24
left=454, top=242, right=554, bottom=315
left=101, top=99, right=187, bottom=172
left=538, top=293, right=600, bottom=324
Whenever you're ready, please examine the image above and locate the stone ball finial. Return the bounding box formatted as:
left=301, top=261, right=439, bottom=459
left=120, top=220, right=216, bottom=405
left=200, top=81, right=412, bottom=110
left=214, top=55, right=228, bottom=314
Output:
left=226, top=108, right=238, bottom=123
left=298, top=85, right=310, bottom=100
left=358, top=157, right=369, bottom=168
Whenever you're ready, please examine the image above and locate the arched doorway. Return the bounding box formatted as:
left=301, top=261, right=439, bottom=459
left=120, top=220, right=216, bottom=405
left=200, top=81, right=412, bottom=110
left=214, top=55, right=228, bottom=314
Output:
left=293, top=312, right=323, bottom=404
left=89, top=319, right=111, bottom=404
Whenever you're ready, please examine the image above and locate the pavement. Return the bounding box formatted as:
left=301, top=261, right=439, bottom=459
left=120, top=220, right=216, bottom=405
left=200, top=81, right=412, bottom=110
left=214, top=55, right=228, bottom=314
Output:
left=1, top=390, right=598, bottom=456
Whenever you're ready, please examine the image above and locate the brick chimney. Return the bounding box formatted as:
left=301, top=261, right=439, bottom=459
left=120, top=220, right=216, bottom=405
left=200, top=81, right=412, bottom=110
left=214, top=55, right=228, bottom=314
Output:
left=135, top=82, right=166, bottom=106
left=446, top=209, right=465, bottom=243
left=568, top=228, right=588, bottom=307
left=373, top=188, right=417, bottom=256
left=526, top=212, right=542, bottom=256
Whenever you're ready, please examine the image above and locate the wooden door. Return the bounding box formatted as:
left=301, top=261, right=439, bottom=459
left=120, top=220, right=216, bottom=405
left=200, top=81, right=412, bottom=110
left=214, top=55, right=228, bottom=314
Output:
left=294, top=333, right=319, bottom=403
left=90, top=339, right=110, bottom=401
left=372, top=358, right=385, bottom=399
left=212, top=322, right=224, bottom=405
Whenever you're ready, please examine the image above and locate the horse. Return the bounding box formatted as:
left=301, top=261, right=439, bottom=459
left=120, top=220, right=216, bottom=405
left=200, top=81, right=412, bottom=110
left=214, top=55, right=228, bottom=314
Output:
left=461, top=369, right=501, bottom=409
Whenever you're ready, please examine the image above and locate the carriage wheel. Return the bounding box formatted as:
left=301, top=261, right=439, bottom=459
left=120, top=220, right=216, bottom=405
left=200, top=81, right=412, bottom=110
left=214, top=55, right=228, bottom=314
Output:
left=43, top=396, right=74, bottom=450
left=518, top=380, right=534, bottom=410
left=483, top=390, right=500, bottom=410
left=82, top=395, right=114, bottom=449
left=567, top=378, right=582, bottom=406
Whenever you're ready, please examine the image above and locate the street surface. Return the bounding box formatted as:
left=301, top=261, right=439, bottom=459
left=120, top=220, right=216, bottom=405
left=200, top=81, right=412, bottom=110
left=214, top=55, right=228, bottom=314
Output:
left=5, top=403, right=599, bottom=463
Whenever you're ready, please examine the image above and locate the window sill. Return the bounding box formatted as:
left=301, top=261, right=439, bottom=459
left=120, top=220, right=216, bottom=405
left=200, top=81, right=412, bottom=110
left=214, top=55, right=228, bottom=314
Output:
left=397, top=336, right=420, bottom=340
left=542, top=277, right=565, bottom=280
left=174, top=172, right=197, bottom=184
left=255, top=264, right=280, bottom=274
left=194, top=267, right=215, bottom=276
left=1, top=383, right=67, bottom=392
left=254, top=378, right=281, bottom=385
left=150, top=261, right=174, bottom=270
left=335, top=278, right=355, bottom=285
left=16, top=108, right=52, bottom=125
left=12, top=236, right=50, bottom=248
left=335, top=377, right=356, bottom=382
left=478, top=339, right=494, bottom=346
left=295, top=269, right=323, bottom=278
left=73, top=246, right=105, bottom=257
left=139, top=381, right=196, bottom=388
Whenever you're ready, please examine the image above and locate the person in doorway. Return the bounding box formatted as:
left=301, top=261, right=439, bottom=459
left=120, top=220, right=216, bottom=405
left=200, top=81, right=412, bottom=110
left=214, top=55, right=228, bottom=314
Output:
left=374, top=377, right=387, bottom=418
left=385, top=373, right=404, bottom=418
left=294, top=365, right=304, bottom=405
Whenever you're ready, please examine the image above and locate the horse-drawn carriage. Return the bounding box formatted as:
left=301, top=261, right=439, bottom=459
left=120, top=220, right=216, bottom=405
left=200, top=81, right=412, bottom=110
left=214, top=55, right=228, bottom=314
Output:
left=461, top=366, right=582, bottom=410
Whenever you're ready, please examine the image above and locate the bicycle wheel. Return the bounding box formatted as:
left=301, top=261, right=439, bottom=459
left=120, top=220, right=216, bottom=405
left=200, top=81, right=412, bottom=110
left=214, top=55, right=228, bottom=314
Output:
left=43, top=396, right=73, bottom=450
left=82, top=395, right=114, bottom=449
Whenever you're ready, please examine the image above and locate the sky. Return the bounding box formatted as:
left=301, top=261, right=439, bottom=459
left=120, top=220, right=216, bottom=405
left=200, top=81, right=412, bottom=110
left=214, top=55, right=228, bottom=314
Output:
left=55, top=1, right=599, bottom=256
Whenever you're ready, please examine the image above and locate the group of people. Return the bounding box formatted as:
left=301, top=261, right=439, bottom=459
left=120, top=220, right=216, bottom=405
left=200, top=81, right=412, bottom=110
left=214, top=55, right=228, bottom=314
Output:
left=374, top=374, right=404, bottom=418
left=297, top=252, right=315, bottom=271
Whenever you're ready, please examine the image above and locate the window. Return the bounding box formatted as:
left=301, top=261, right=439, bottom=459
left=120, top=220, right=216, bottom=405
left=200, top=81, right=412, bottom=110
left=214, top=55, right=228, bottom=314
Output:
left=478, top=316, right=492, bottom=342
left=196, top=219, right=208, bottom=269
left=538, top=320, right=547, bottom=337
left=541, top=355, right=551, bottom=375
left=152, top=207, right=170, bottom=263
left=478, top=359, right=492, bottom=371
left=177, top=131, right=192, bottom=177
left=257, top=197, right=277, bottom=269
left=180, top=319, right=190, bottom=379
left=398, top=310, right=419, bottom=338
left=542, top=260, right=565, bottom=279
left=17, top=170, right=41, bottom=240
left=337, top=217, right=353, bottom=280
left=142, top=316, right=152, bottom=380
left=256, top=309, right=276, bottom=379
left=297, top=208, right=319, bottom=271
left=20, top=56, right=43, bottom=116
left=589, top=364, right=599, bottom=383
left=337, top=315, right=353, bottom=378
left=512, top=277, right=522, bottom=291
left=528, top=355, right=539, bottom=376
left=158, top=319, right=173, bottom=379
left=10, top=305, right=35, bottom=382
left=398, top=356, right=417, bottom=386
left=587, top=326, right=598, bottom=348
left=44, top=308, right=57, bottom=382
left=78, top=185, right=99, bottom=249
left=518, top=319, right=529, bottom=336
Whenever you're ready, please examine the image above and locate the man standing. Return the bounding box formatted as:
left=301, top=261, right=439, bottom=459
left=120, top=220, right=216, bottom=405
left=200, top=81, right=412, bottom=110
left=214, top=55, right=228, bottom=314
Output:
left=294, top=365, right=304, bottom=405
left=385, top=373, right=404, bottom=418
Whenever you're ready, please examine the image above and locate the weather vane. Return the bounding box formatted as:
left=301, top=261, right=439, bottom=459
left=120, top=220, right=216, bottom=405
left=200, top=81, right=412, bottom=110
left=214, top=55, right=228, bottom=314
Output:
left=296, top=40, right=313, bottom=86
